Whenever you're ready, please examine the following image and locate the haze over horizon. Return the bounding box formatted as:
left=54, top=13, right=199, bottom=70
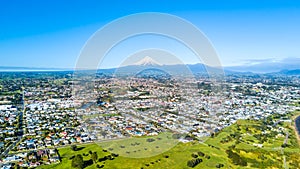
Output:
left=1, top=0, right=300, bottom=69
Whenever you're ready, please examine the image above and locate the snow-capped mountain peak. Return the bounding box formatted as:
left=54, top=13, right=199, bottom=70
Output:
left=133, top=56, right=162, bottom=66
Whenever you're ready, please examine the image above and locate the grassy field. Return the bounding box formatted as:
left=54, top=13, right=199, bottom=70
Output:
left=39, top=141, right=231, bottom=169
left=97, top=132, right=178, bottom=158
left=38, top=112, right=300, bottom=169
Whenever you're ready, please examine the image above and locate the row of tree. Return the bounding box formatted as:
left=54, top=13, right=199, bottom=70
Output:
left=71, top=146, right=98, bottom=169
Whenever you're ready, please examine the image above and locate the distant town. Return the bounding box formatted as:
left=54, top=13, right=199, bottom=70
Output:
left=0, top=70, right=300, bottom=168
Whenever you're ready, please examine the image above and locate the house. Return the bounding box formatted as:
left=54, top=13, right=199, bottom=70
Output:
left=4, top=155, right=18, bottom=162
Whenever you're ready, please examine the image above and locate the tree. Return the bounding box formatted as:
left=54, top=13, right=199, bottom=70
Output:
left=216, top=163, right=224, bottom=168
left=281, top=143, right=288, bottom=148
left=71, top=154, right=84, bottom=169
left=226, top=150, right=247, bottom=166
left=71, top=145, right=77, bottom=151
left=197, top=151, right=205, bottom=157
left=91, top=152, right=98, bottom=163
left=187, top=158, right=202, bottom=168
left=191, top=153, right=198, bottom=158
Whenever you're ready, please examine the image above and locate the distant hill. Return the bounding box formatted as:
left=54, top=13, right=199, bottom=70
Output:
left=1, top=57, right=300, bottom=76
left=0, top=66, right=70, bottom=72
left=277, top=69, right=300, bottom=75
left=226, top=58, right=300, bottom=73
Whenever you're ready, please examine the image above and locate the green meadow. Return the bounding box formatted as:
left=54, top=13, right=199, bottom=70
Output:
left=39, top=112, right=300, bottom=169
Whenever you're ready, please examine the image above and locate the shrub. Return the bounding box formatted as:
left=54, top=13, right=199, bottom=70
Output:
left=226, top=150, right=247, bottom=166
left=197, top=151, right=205, bottom=157
left=71, top=154, right=84, bottom=169
left=112, top=153, right=119, bottom=157
left=191, top=153, right=198, bottom=158
left=146, top=138, right=155, bottom=142
left=187, top=158, right=202, bottom=168
left=216, top=163, right=224, bottom=168
left=91, top=152, right=98, bottom=163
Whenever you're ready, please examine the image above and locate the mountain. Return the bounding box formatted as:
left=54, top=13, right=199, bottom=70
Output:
left=133, top=56, right=162, bottom=66
left=277, top=69, right=300, bottom=75
left=96, top=62, right=226, bottom=77
left=2, top=57, right=299, bottom=75
left=226, top=58, right=300, bottom=73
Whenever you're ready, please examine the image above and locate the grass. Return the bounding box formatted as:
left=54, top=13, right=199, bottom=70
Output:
left=38, top=144, right=110, bottom=169
left=97, top=132, right=178, bottom=158
left=38, top=142, right=231, bottom=169
left=38, top=112, right=300, bottom=169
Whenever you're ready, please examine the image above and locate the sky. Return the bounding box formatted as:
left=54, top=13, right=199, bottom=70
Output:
left=0, top=0, right=300, bottom=69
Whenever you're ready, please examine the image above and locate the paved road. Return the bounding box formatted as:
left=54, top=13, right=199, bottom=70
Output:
left=0, top=136, right=21, bottom=158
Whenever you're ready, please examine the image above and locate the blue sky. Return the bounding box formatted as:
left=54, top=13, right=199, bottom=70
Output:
left=0, top=0, right=300, bottom=68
